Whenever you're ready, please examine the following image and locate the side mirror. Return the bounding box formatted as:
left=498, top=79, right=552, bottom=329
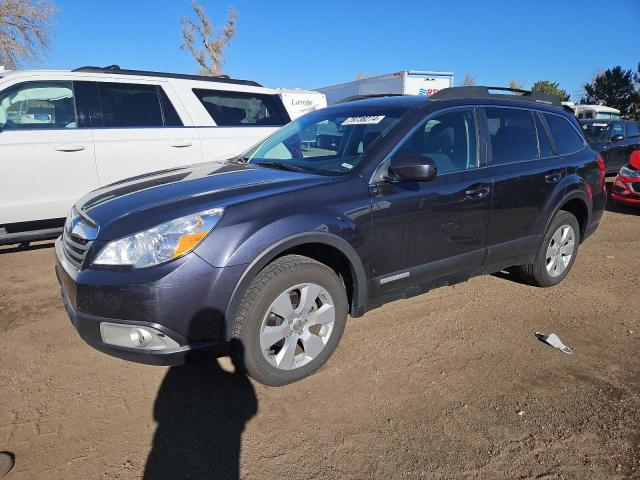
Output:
left=611, top=134, right=625, bottom=142
left=389, top=154, right=437, bottom=182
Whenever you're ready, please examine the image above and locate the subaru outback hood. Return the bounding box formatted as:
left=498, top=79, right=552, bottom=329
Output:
left=75, top=160, right=326, bottom=240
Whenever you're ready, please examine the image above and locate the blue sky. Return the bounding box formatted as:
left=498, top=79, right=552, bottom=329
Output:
left=40, top=0, right=639, bottom=101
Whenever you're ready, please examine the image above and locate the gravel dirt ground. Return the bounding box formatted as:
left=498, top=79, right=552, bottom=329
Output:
left=1, top=188, right=639, bottom=480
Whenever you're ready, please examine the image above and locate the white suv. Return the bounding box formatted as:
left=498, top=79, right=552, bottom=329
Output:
left=0, top=65, right=291, bottom=244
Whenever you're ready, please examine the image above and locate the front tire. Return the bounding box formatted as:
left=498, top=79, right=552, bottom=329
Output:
left=516, top=210, right=580, bottom=287
left=232, top=255, right=348, bottom=386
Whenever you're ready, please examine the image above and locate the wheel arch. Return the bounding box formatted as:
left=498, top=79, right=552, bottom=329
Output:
left=224, top=232, right=368, bottom=340
left=547, top=190, right=591, bottom=241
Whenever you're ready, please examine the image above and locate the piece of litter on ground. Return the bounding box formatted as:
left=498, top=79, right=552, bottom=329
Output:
left=606, top=255, right=615, bottom=259
left=535, top=332, right=573, bottom=354
left=518, top=411, right=525, bottom=416
left=0, top=452, right=15, bottom=477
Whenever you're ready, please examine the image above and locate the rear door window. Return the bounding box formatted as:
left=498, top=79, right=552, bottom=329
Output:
left=97, top=82, right=164, bottom=128
left=193, top=89, right=288, bottom=126
left=0, top=81, right=77, bottom=130
left=543, top=114, right=585, bottom=155
left=485, top=107, right=538, bottom=164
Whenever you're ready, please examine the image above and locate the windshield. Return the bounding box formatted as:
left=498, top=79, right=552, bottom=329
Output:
left=244, top=106, right=407, bottom=175
left=595, top=112, right=621, bottom=120
left=581, top=122, right=612, bottom=142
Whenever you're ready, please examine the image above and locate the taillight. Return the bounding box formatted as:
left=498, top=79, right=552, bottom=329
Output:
left=630, top=150, right=640, bottom=170
left=595, top=154, right=605, bottom=186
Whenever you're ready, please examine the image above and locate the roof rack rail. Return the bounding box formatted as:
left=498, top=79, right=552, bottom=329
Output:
left=338, top=93, right=405, bottom=103
left=429, top=86, right=563, bottom=108
left=72, top=65, right=262, bottom=87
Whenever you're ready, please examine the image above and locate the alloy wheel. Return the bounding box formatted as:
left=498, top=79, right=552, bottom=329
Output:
left=545, top=225, right=576, bottom=277
left=260, top=283, right=335, bottom=370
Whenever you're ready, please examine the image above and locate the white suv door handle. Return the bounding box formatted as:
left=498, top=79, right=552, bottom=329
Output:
left=169, top=140, right=193, bottom=148
left=54, top=144, right=86, bottom=152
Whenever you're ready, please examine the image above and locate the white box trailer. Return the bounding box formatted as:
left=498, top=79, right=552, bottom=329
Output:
left=277, top=88, right=327, bottom=120
left=318, top=70, right=454, bottom=105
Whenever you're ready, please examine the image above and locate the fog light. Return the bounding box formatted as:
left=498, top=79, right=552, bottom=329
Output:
left=130, top=327, right=153, bottom=348
left=100, top=323, right=180, bottom=350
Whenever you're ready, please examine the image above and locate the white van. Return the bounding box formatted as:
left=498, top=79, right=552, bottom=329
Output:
left=0, top=66, right=291, bottom=244
left=573, top=104, right=621, bottom=120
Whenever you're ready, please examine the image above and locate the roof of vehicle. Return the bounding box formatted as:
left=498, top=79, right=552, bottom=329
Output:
left=328, top=94, right=429, bottom=109
left=0, top=65, right=275, bottom=92
left=329, top=86, right=570, bottom=112
left=580, top=118, right=633, bottom=124
left=574, top=104, right=620, bottom=113
left=71, top=65, right=261, bottom=86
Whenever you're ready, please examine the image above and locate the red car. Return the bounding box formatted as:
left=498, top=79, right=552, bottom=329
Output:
left=612, top=150, right=640, bottom=206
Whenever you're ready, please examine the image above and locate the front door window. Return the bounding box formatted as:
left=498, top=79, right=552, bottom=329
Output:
left=392, top=108, right=478, bottom=174
left=0, top=81, right=77, bottom=130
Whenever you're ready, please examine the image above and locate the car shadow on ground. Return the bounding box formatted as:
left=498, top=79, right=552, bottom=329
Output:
left=606, top=200, right=640, bottom=216
left=491, top=269, right=530, bottom=285
left=0, top=240, right=55, bottom=255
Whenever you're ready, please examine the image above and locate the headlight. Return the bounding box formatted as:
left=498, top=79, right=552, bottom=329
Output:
left=93, top=208, right=224, bottom=268
left=620, top=166, right=640, bottom=178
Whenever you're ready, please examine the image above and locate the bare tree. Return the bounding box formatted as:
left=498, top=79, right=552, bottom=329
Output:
left=461, top=73, right=476, bottom=86
left=0, top=0, right=57, bottom=69
left=508, top=79, right=525, bottom=91
left=180, top=1, right=237, bottom=76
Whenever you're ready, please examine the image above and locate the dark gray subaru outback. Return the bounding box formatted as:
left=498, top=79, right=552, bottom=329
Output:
left=56, top=86, right=606, bottom=386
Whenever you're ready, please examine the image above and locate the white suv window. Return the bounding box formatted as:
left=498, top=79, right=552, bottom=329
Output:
left=0, top=81, right=77, bottom=130
left=97, top=82, right=164, bottom=128
left=193, top=88, right=288, bottom=126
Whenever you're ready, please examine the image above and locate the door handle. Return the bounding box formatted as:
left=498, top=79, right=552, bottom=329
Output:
left=169, top=140, right=192, bottom=148
left=465, top=186, right=491, bottom=199
left=54, top=144, right=85, bottom=152
left=544, top=171, right=562, bottom=183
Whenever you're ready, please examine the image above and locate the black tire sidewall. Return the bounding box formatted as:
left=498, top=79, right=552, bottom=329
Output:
left=536, top=211, right=581, bottom=287
left=238, top=262, right=348, bottom=386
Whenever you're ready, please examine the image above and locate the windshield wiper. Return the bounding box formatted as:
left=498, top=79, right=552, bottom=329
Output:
left=253, top=161, right=311, bottom=173
left=228, top=155, right=250, bottom=165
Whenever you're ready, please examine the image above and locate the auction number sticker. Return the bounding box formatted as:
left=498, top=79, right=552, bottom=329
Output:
left=341, top=115, right=385, bottom=126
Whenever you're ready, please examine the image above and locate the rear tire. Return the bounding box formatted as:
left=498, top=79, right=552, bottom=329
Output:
left=232, top=254, right=348, bottom=386
left=516, top=210, right=580, bottom=287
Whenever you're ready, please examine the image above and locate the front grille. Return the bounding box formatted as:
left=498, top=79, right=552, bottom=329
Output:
left=62, top=209, right=97, bottom=269
left=62, top=230, right=92, bottom=269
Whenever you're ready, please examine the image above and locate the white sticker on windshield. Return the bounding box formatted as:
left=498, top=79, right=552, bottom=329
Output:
left=341, top=115, right=385, bottom=126
left=341, top=162, right=354, bottom=170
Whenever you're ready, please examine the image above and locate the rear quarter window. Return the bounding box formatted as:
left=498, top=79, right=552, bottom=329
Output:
left=193, top=89, right=289, bottom=127
left=543, top=114, right=585, bottom=155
